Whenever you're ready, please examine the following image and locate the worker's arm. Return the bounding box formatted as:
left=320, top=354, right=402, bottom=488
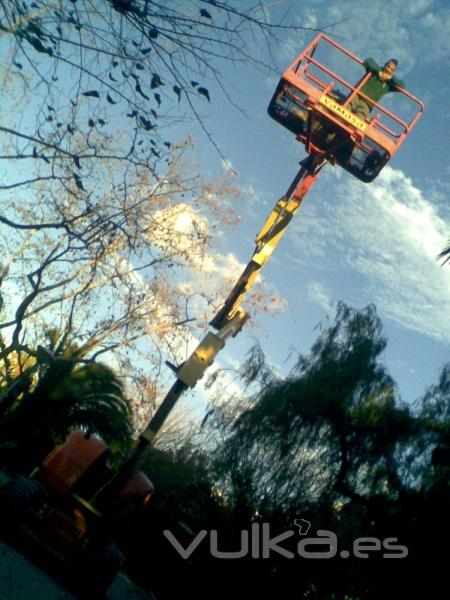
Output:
left=363, top=57, right=380, bottom=74
left=389, top=76, right=406, bottom=91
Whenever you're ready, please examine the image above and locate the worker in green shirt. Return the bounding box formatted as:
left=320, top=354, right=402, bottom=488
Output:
left=349, top=57, right=405, bottom=120
left=304, top=57, right=406, bottom=177
left=328, top=57, right=406, bottom=178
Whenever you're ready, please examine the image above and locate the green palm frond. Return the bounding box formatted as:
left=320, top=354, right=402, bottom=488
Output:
left=0, top=348, right=133, bottom=470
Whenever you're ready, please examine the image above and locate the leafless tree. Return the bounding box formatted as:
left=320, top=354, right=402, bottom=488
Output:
left=0, top=1, right=316, bottom=435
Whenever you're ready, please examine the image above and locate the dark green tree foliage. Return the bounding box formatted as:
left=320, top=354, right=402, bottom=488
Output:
left=125, top=303, right=449, bottom=600
left=419, top=362, right=450, bottom=489
left=214, top=303, right=415, bottom=517
left=114, top=442, right=227, bottom=600
left=0, top=303, right=448, bottom=599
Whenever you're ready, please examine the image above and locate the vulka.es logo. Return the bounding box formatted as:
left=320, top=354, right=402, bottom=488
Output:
left=294, top=518, right=311, bottom=535
left=163, top=524, right=408, bottom=560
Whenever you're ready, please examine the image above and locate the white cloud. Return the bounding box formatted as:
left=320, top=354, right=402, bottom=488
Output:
left=145, top=199, right=287, bottom=327
left=306, top=281, right=334, bottom=311
left=177, top=251, right=245, bottom=300
left=148, top=203, right=209, bottom=255
left=276, top=0, right=450, bottom=74
left=288, top=166, right=450, bottom=343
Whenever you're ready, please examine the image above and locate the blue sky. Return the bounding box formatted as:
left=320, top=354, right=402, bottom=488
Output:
left=0, top=0, right=448, bottom=417
left=174, top=0, right=450, bottom=405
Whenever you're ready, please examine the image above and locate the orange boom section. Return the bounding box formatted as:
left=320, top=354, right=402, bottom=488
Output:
left=36, top=430, right=111, bottom=494
left=268, top=33, right=424, bottom=182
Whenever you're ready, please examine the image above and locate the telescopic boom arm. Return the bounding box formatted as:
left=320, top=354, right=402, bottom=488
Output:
left=142, top=155, right=325, bottom=444
left=104, top=155, right=325, bottom=495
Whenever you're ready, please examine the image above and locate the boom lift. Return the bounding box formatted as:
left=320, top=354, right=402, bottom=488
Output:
left=268, top=33, right=424, bottom=182
left=133, top=32, right=424, bottom=450
left=0, top=33, right=423, bottom=596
